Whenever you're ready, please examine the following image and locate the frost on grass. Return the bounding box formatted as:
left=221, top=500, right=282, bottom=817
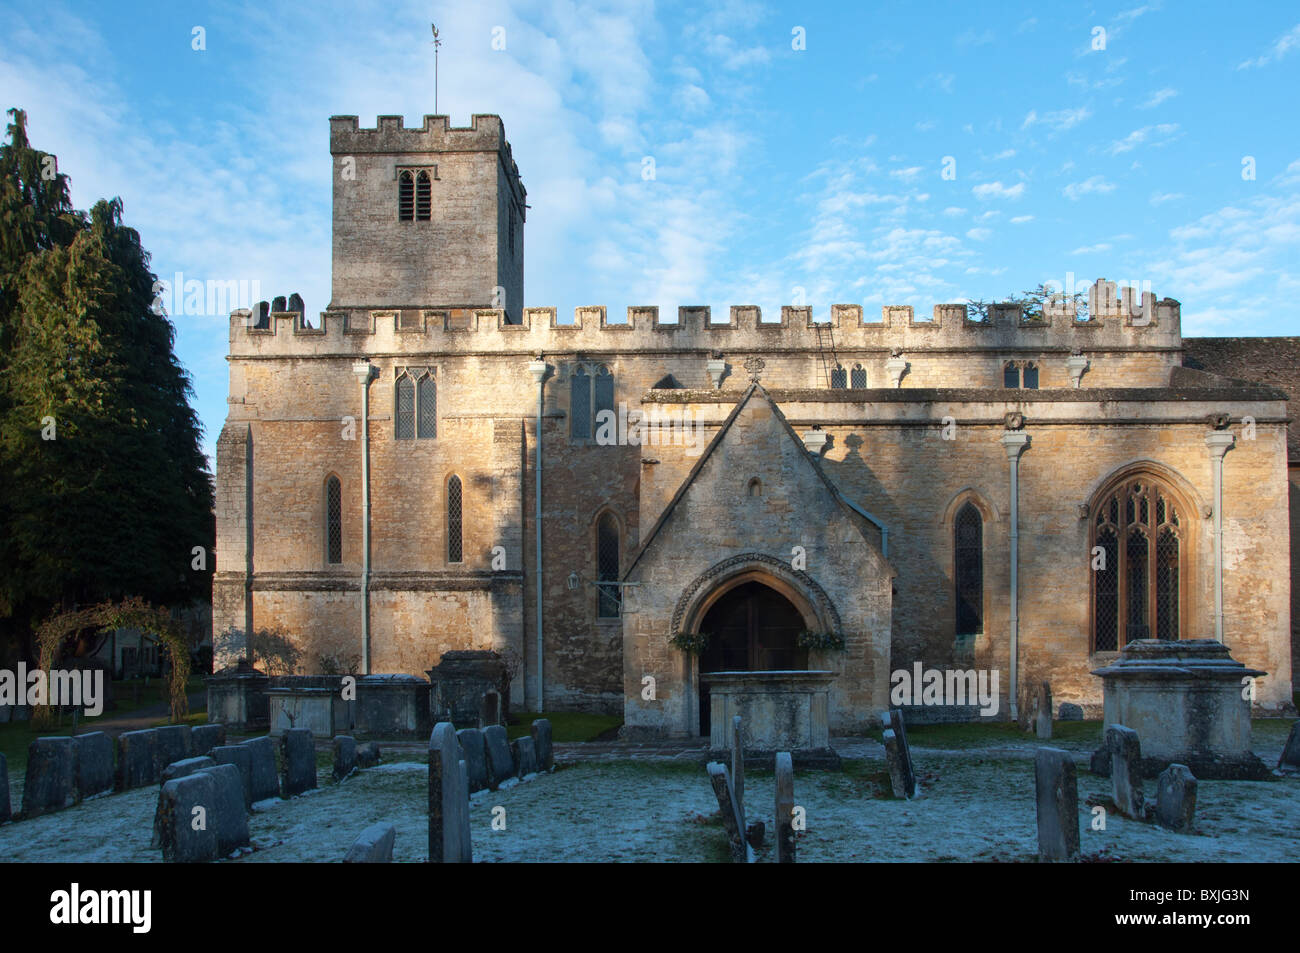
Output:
left=0, top=753, right=1296, bottom=862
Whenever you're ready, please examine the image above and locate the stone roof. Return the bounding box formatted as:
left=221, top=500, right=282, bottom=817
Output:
left=1182, top=337, right=1300, bottom=462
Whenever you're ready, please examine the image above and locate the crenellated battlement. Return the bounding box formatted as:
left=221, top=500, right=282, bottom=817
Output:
left=328, top=113, right=522, bottom=186
left=229, top=280, right=1181, bottom=357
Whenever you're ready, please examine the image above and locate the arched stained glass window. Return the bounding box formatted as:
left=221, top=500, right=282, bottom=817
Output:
left=395, top=374, right=415, bottom=439
left=597, top=513, right=620, bottom=618
left=830, top=365, right=847, bottom=389
left=954, top=502, right=983, bottom=638
left=417, top=373, right=436, bottom=438
left=1092, top=476, right=1184, bottom=651
left=850, top=364, right=867, bottom=389
left=325, top=475, right=342, bottom=564
left=447, top=475, right=463, bottom=563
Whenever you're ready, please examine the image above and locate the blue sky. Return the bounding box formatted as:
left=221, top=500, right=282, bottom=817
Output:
left=3, top=0, right=1299, bottom=467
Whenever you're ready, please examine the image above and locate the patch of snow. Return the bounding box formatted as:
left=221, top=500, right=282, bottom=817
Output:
left=251, top=798, right=281, bottom=812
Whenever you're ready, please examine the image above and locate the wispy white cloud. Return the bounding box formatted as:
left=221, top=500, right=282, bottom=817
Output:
left=1237, top=23, right=1300, bottom=69
left=1150, top=191, right=1184, bottom=205
left=1106, top=122, right=1179, bottom=154
left=1063, top=176, right=1117, bottom=200
left=1070, top=242, right=1112, bottom=254
left=1139, top=86, right=1177, bottom=108
left=972, top=180, right=1025, bottom=200
left=1021, top=106, right=1092, bottom=133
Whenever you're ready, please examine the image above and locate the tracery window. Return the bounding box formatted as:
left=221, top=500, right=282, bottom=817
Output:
left=395, top=369, right=436, bottom=440
left=830, top=364, right=847, bottom=389
left=415, top=171, right=431, bottom=221
left=1092, top=476, right=1184, bottom=651
left=850, top=364, right=867, bottom=389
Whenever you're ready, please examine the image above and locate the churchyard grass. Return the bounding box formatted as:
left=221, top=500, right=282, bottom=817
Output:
left=504, top=711, right=622, bottom=743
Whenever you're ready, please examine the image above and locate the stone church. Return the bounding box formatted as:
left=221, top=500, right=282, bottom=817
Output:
left=214, top=113, right=1297, bottom=737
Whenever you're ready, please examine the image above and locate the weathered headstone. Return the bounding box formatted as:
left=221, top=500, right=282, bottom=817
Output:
left=210, top=745, right=253, bottom=809
left=116, top=729, right=160, bottom=790
left=459, top=760, right=472, bottom=861
left=530, top=718, right=553, bottom=772
left=1036, top=681, right=1053, bottom=740
left=72, top=731, right=114, bottom=798
left=881, top=709, right=917, bottom=797
left=154, top=724, right=193, bottom=773
left=333, top=735, right=357, bottom=781
left=344, top=822, right=396, bottom=863
left=1154, top=764, right=1197, bottom=832
left=428, top=722, right=471, bottom=863
left=158, top=773, right=219, bottom=863
left=483, top=724, right=514, bottom=790
left=456, top=728, right=488, bottom=793
left=0, top=752, right=10, bottom=824
left=1034, top=747, right=1080, bottom=861
left=1058, top=702, right=1084, bottom=721
left=192, top=724, right=226, bottom=757
left=241, top=735, right=280, bottom=802
left=22, top=737, right=79, bottom=818
left=511, top=736, right=539, bottom=778
left=1277, top=721, right=1300, bottom=776
left=152, top=756, right=217, bottom=848
left=196, top=763, right=250, bottom=855
left=356, top=741, right=381, bottom=768
left=775, top=751, right=795, bottom=863
left=280, top=727, right=317, bottom=797
left=1105, top=724, right=1143, bottom=818
left=731, top=715, right=745, bottom=829
left=161, top=755, right=216, bottom=782
left=706, top=762, right=748, bottom=863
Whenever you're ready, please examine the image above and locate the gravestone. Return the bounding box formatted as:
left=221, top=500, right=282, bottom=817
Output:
left=280, top=728, right=317, bottom=797
left=427, top=650, right=509, bottom=725
left=210, top=745, right=253, bottom=809
left=1277, top=721, right=1300, bottom=776
left=157, top=773, right=219, bottom=863
left=1034, top=747, right=1080, bottom=861
left=241, top=736, right=280, bottom=802
left=530, top=718, right=553, bottom=772
left=196, top=763, right=250, bottom=855
left=333, top=735, right=357, bottom=781
left=1154, top=764, right=1197, bottom=832
left=881, top=709, right=917, bottom=797
left=706, top=762, right=748, bottom=863
left=154, top=725, right=193, bottom=773
left=775, top=751, right=795, bottom=863
left=1058, top=703, right=1085, bottom=721
left=72, top=731, right=115, bottom=799
left=22, top=737, right=79, bottom=818
left=456, top=728, right=488, bottom=793
left=0, top=752, right=10, bottom=824
left=483, top=725, right=514, bottom=790
left=345, top=822, right=396, bottom=863
left=428, top=722, right=471, bottom=863
left=116, top=729, right=160, bottom=790
left=1036, top=681, right=1053, bottom=740
left=511, top=736, right=539, bottom=778
left=162, top=756, right=216, bottom=784
left=1105, top=724, right=1144, bottom=818
left=731, top=715, right=745, bottom=828
left=192, top=724, right=226, bottom=757
left=459, top=760, right=472, bottom=861
left=152, top=757, right=217, bottom=848
left=356, top=741, right=381, bottom=768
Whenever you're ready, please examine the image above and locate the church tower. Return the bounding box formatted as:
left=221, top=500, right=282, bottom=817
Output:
left=328, top=114, right=526, bottom=323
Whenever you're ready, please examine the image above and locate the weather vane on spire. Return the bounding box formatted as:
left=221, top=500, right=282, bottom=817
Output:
left=431, top=22, right=442, bottom=115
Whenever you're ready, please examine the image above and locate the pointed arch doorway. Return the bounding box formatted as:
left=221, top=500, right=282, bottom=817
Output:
left=698, top=581, right=808, bottom=735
